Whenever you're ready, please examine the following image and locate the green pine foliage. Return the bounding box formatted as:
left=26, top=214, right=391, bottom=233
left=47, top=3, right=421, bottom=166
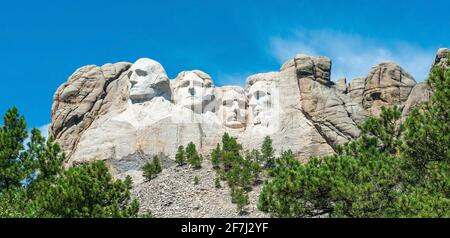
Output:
left=258, top=107, right=406, bottom=217
left=211, top=143, right=221, bottom=169
left=258, top=63, right=450, bottom=218
left=175, top=145, right=186, bottom=166
left=0, top=107, right=143, bottom=218
left=36, top=161, right=139, bottom=218
left=186, top=142, right=202, bottom=169
left=0, top=107, right=33, bottom=190
left=143, top=156, right=163, bottom=181
left=261, top=136, right=275, bottom=169
left=210, top=133, right=268, bottom=214
left=394, top=62, right=450, bottom=217
left=231, top=187, right=249, bottom=214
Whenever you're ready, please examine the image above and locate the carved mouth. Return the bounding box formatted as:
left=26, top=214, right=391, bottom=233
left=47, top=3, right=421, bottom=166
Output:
left=227, top=115, right=238, bottom=121
left=185, top=95, right=201, bottom=100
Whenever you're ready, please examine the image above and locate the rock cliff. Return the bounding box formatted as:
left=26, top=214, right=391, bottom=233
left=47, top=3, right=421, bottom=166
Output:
left=50, top=49, right=448, bottom=181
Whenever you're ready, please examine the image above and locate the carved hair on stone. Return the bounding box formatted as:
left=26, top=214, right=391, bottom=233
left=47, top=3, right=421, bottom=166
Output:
left=172, top=70, right=216, bottom=113
left=128, top=58, right=171, bottom=104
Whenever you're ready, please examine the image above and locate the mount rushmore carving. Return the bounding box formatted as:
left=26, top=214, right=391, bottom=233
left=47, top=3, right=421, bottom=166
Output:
left=49, top=48, right=449, bottom=179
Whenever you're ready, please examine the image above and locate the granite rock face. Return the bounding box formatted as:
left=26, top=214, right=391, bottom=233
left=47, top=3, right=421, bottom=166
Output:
left=401, top=82, right=431, bottom=117
left=50, top=49, right=448, bottom=179
left=346, top=62, right=417, bottom=117
left=50, top=62, right=131, bottom=159
left=434, top=48, right=450, bottom=68
left=400, top=48, right=449, bottom=117
left=347, top=77, right=366, bottom=105
left=292, top=55, right=366, bottom=148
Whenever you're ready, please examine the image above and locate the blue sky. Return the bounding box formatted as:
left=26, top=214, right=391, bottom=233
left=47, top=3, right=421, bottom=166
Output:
left=1, top=0, right=449, bottom=130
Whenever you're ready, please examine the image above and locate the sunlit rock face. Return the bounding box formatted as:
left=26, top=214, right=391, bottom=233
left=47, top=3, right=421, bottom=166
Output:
left=245, top=73, right=280, bottom=135
left=49, top=48, right=449, bottom=180
left=401, top=48, right=449, bottom=117
left=362, top=62, right=416, bottom=116
left=218, top=86, right=246, bottom=129
left=172, top=70, right=216, bottom=114
left=346, top=62, right=416, bottom=117
left=128, top=58, right=171, bottom=103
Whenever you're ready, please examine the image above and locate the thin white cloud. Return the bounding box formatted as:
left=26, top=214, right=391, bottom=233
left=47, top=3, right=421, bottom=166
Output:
left=270, top=29, right=436, bottom=82
left=23, top=123, right=50, bottom=147
left=38, top=123, right=50, bottom=140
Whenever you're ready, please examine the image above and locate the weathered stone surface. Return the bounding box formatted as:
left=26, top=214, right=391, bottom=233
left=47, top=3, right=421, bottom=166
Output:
left=51, top=50, right=445, bottom=180
left=433, top=48, right=450, bottom=68
left=363, top=62, right=416, bottom=116
left=346, top=62, right=416, bottom=117
left=291, top=55, right=366, bottom=148
left=347, top=77, right=366, bottom=105
left=401, top=82, right=431, bottom=117
left=50, top=62, right=131, bottom=158
left=47, top=48, right=447, bottom=218
left=335, top=77, right=348, bottom=93
left=241, top=68, right=335, bottom=159
left=401, top=48, right=449, bottom=117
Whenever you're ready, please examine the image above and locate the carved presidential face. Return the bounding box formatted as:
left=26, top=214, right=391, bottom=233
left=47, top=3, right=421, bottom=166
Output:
left=128, top=58, right=171, bottom=103
left=221, top=87, right=246, bottom=129
left=173, top=71, right=215, bottom=113
left=248, top=81, right=272, bottom=125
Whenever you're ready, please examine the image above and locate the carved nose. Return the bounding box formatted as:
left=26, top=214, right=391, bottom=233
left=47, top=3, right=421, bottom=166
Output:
left=232, top=101, right=239, bottom=110
left=130, top=79, right=138, bottom=88
left=188, top=87, right=195, bottom=95
left=233, top=107, right=238, bottom=116
left=249, top=97, right=257, bottom=106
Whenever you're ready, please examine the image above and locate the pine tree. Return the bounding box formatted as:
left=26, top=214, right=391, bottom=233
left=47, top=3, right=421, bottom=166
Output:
left=185, top=142, right=197, bottom=159
left=186, top=142, right=202, bottom=169
left=0, top=107, right=144, bottom=218
left=261, top=136, right=275, bottom=169
left=190, top=154, right=203, bottom=169
left=175, top=145, right=185, bottom=166
left=211, top=143, right=221, bottom=169
left=394, top=63, right=450, bottom=217
left=245, top=150, right=262, bottom=183
left=258, top=107, right=404, bottom=218
left=231, top=187, right=249, bottom=215
left=142, top=156, right=162, bottom=181
left=0, top=107, right=32, bottom=191
left=403, top=64, right=450, bottom=179
left=153, top=156, right=162, bottom=173
left=26, top=129, right=65, bottom=196
left=221, top=133, right=242, bottom=172
left=36, top=161, right=139, bottom=218
left=239, top=160, right=253, bottom=189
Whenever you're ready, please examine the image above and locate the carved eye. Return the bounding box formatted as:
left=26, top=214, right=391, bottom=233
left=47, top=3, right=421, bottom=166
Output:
left=255, top=90, right=266, bottom=100
left=135, top=69, right=148, bottom=77
left=127, top=71, right=133, bottom=78
left=180, top=80, right=190, bottom=88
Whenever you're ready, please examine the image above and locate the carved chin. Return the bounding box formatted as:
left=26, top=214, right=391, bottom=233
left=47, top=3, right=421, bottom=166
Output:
left=225, top=120, right=245, bottom=129
left=253, top=115, right=262, bottom=125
